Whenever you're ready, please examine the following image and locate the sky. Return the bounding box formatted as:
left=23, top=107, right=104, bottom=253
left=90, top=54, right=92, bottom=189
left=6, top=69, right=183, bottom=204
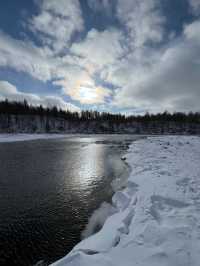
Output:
left=0, top=0, right=200, bottom=114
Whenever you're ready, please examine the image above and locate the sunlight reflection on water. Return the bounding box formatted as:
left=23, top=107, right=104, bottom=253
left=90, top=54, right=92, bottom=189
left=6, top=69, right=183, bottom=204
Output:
left=0, top=135, right=142, bottom=266
left=74, top=144, right=105, bottom=188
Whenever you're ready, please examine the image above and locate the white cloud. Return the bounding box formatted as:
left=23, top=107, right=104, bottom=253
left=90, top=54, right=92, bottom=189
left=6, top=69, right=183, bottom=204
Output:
left=49, top=27, right=124, bottom=104
left=184, top=19, right=200, bottom=41
left=0, top=80, right=80, bottom=112
left=29, top=0, right=84, bottom=52
left=42, top=95, right=80, bottom=112
left=0, top=29, right=113, bottom=105
left=71, top=28, right=124, bottom=69
left=189, top=0, right=200, bottom=15
left=0, top=0, right=200, bottom=113
left=109, top=19, right=200, bottom=113
left=117, top=0, right=165, bottom=48
left=0, top=81, right=18, bottom=94
left=54, top=67, right=111, bottom=104
left=0, top=1, right=117, bottom=107
left=0, top=30, right=54, bottom=81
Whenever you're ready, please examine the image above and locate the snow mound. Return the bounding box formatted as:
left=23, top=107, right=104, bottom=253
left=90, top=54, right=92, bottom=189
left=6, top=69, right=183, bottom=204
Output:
left=51, top=136, right=200, bottom=266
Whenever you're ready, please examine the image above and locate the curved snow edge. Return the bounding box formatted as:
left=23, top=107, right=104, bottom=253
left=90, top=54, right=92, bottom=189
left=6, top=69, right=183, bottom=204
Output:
left=50, top=138, right=144, bottom=265
left=51, top=136, right=200, bottom=266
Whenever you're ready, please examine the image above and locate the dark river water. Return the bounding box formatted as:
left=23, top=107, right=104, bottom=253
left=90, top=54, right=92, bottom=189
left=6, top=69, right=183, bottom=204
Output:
left=0, top=135, right=141, bottom=266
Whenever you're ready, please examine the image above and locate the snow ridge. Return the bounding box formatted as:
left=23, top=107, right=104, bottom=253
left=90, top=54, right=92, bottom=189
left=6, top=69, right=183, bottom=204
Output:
left=51, top=136, right=200, bottom=266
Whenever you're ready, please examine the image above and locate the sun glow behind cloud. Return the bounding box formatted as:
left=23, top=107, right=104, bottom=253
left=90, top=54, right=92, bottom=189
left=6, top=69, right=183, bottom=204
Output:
left=55, top=68, right=111, bottom=105
left=68, top=82, right=111, bottom=105
left=0, top=0, right=200, bottom=113
left=79, top=86, right=98, bottom=100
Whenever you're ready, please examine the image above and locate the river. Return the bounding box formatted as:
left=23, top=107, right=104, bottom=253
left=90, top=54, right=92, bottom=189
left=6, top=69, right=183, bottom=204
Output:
left=0, top=135, right=141, bottom=265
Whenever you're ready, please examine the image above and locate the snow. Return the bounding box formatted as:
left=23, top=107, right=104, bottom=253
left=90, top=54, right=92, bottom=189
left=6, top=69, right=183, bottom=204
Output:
left=0, top=134, right=67, bottom=143
left=51, top=136, right=200, bottom=266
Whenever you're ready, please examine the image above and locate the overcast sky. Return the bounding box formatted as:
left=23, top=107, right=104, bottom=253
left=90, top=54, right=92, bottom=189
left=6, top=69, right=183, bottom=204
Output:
left=0, top=0, right=200, bottom=114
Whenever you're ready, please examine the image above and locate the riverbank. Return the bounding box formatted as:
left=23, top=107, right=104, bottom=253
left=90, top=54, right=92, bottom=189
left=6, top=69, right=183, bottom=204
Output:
left=51, top=135, right=200, bottom=266
left=0, top=134, right=68, bottom=142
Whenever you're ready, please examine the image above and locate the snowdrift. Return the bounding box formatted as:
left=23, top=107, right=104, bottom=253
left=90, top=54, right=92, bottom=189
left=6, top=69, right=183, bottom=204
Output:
left=51, top=136, right=200, bottom=266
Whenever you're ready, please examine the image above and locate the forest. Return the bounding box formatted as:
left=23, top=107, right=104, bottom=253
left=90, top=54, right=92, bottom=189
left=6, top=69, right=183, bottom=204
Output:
left=0, top=99, right=200, bottom=134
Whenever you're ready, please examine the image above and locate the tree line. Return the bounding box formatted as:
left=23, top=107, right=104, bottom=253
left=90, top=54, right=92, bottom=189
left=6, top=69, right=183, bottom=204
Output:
left=0, top=99, right=200, bottom=124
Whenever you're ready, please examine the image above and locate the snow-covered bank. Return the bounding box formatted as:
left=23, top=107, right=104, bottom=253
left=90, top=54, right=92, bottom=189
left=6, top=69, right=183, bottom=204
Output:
left=51, top=136, right=200, bottom=266
left=0, top=134, right=67, bottom=143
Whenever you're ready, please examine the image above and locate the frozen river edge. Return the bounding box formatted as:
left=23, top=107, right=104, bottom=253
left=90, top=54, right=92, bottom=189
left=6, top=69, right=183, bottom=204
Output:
left=0, top=134, right=68, bottom=142
left=51, top=135, right=200, bottom=266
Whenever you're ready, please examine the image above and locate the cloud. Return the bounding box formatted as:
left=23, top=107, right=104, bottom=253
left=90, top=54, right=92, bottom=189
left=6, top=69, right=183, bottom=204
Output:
left=0, top=30, right=84, bottom=83
left=0, top=81, right=18, bottom=94
left=0, top=0, right=166, bottom=110
left=108, top=19, right=200, bottom=113
left=184, top=19, right=200, bottom=41
left=71, top=28, right=124, bottom=69
left=117, top=0, right=165, bottom=48
left=0, top=0, right=200, bottom=113
left=0, top=28, right=113, bottom=105
left=0, top=30, right=53, bottom=81
left=59, top=27, right=125, bottom=104
left=29, top=0, right=84, bottom=52
left=188, top=0, right=200, bottom=15
left=54, top=67, right=111, bottom=105
left=0, top=80, right=80, bottom=112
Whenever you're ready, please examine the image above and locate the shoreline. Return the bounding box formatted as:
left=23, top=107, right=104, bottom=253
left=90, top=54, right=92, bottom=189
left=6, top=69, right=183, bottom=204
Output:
left=0, top=133, right=143, bottom=143
left=0, top=133, right=199, bottom=144
left=0, top=133, right=68, bottom=143
left=50, top=135, right=200, bottom=266
left=34, top=135, right=135, bottom=266
left=80, top=142, right=133, bottom=241
left=50, top=138, right=137, bottom=266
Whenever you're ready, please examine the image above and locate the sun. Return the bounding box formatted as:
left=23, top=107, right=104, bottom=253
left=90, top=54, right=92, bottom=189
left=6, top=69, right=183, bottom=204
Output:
left=63, top=72, right=111, bottom=105
left=79, top=86, right=98, bottom=101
